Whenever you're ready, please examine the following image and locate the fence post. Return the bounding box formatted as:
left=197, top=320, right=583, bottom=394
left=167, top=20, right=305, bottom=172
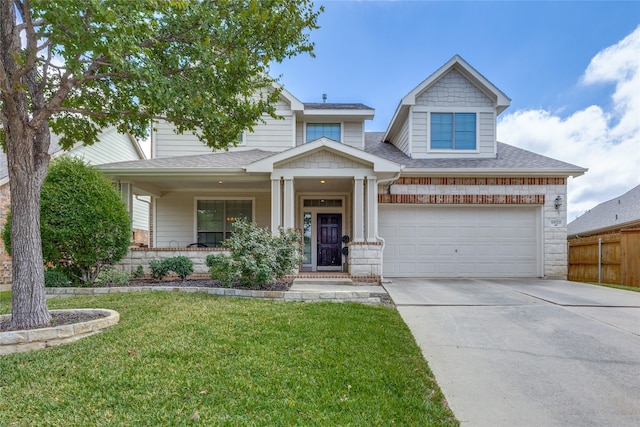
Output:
left=598, top=237, right=602, bottom=284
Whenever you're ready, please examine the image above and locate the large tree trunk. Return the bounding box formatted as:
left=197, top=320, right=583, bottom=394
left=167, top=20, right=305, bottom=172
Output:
left=1, top=2, right=52, bottom=329
left=7, top=127, right=51, bottom=330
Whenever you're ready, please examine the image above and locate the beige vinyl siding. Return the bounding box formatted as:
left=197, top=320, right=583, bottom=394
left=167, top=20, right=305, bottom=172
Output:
left=69, top=129, right=140, bottom=164
left=132, top=196, right=150, bottom=231
left=343, top=121, right=364, bottom=149
left=154, top=192, right=270, bottom=247
left=411, top=112, right=428, bottom=157
left=478, top=112, right=495, bottom=155
left=395, top=116, right=410, bottom=156
left=154, top=92, right=295, bottom=158
left=244, top=111, right=295, bottom=150
left=295, top=121, right=304, bottom=146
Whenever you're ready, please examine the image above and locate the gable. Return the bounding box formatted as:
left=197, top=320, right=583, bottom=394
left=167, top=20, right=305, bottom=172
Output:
left=416, top=69, right=494, bottom=108
left=277, top=149, right=370, bottom=170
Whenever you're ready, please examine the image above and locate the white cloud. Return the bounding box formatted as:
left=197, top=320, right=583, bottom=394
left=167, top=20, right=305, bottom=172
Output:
left=498, top=26, right=640, bottom=222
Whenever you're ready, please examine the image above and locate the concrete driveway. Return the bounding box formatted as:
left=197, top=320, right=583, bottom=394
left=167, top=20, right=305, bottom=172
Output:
left=383, top=278, right=640, bottom=427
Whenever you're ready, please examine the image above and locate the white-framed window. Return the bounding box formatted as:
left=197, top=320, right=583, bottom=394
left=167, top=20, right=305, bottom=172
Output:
left=195, top=199, right=253, bottom=247
left=306, top=123, right=341, bottom=142
left=430, top=112, right=477, bottom=150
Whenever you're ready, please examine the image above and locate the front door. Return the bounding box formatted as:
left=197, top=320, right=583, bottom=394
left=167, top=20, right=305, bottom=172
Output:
left=317, top=213, right=342, bottom=267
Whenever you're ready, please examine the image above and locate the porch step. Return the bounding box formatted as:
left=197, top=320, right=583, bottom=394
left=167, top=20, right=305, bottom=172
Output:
left=293, top=277, right=354, bottom=286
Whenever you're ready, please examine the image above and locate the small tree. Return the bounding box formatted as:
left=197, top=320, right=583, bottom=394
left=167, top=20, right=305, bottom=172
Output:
left=3, top=157, right=131, bottom=285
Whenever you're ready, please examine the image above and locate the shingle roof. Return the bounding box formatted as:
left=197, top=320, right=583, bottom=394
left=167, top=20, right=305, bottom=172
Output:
left=567, top=184, right=640, bottom=236
left=364, top=132, right=584, bottom=172
left=304, top=102, right=373, bottom=110
left=98, top=149, right=275, bottom=170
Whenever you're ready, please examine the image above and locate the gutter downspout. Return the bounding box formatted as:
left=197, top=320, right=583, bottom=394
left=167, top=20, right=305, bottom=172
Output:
left=374, top=169, right=403, bottom=282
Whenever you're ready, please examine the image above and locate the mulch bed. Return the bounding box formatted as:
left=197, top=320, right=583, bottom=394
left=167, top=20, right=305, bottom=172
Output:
left=124, top=278, right=291, bottom=291
left=0, top=311, right=108, bottom=332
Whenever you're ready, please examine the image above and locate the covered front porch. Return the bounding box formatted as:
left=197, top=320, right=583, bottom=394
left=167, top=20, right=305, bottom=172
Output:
left=101, top=138, right=402, bottom=281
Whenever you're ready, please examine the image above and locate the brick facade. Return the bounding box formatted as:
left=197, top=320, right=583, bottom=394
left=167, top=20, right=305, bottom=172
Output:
left=0, top=183, right=11, bottom=286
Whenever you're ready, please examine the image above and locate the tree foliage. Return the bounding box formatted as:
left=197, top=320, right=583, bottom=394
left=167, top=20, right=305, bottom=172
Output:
left=0, top=0, right=321, bottom=328
left=3, top=157, right=131, bottom=285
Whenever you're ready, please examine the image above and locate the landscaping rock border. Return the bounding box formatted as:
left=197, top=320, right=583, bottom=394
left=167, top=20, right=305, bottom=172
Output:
left=0, top=309, right=119, bottom=356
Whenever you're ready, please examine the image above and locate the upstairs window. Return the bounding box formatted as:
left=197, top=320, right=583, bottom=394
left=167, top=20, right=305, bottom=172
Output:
left=196, top=199, right=252, bottom=247
left=431, top=113, right=476, bottom=150
left=306, top=123, right=341, bottom=142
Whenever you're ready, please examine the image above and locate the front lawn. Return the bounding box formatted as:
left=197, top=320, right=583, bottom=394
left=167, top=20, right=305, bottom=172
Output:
left=0, top=292, right=457, bottom=426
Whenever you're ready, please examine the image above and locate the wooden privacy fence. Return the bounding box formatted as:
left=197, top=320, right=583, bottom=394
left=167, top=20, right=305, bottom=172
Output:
left=568, top=228, right=640, bottom=287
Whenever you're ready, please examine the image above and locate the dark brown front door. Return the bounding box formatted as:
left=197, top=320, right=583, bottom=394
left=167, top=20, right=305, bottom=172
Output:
left=317, top=214, right=342, bottom=267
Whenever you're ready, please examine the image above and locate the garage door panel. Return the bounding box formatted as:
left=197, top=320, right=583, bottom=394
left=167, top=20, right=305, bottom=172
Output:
left=380, top=206, right=540, bottom=278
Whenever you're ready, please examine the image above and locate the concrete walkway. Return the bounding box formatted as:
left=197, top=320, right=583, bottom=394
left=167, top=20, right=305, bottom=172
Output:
left=383, top=278, right=640, bottom=427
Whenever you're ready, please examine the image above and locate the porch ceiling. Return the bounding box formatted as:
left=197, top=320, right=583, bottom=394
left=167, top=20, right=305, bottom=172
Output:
left=294, top=177, right=353, bottom=193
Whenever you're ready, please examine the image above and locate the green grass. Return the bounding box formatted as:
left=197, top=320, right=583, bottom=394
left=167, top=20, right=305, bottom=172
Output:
left=0, top=292, right=457, bottom=426
left=588, top=282, right=640, bottom=293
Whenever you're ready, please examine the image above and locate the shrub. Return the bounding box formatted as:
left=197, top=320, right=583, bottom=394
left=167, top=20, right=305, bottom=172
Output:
left=149, top=260, right=171, bottom=281
left=44, top=269, right=71, bottom=288
left=163, top=256, right=194, bottom=280
left=132, top=265, right=145, bottom=279
left=2, top=157, right=131, bottom=285
left=149, top=257, right=194, bottom=281
left=206, top=254, right=238, bottom=286
left=210, top=219, right=304, bottom=288
left=95, top=268, right=132, bottom=287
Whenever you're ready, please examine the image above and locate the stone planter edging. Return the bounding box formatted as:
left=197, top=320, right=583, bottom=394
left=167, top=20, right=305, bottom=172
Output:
left=0, top=309, right=119, bottom=356
left=45, top=286, right=382, bottom=304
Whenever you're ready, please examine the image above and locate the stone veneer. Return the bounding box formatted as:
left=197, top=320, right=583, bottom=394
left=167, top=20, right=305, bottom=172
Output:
left=348, top=241, right=383, bottom=279
left=381, top=177, right=569, bottom=278
left=114, top=247, right=227, bottom=275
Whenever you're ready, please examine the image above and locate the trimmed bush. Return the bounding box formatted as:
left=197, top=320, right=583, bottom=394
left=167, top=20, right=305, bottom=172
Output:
left=44, top=269, right=72, bottom=288
left=95, top=268, right=132, bottom=287
left=149, top=256, right=194, bottom=281
left=208, top=219, right=303, bottom=288
left=2, top=157, right=131, bottom=285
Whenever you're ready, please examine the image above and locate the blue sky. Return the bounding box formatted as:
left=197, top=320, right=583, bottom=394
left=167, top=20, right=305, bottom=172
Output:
left=270, top=0, right=640, bottom=221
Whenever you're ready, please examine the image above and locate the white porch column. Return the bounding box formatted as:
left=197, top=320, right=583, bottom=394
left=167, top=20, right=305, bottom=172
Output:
left=283, top=178, right=295, bottom=229
left=353, top=177, right=364, bottom=242
left=366, top=176, right=378, bottom=241
left=271, top=178, right=282, bottom=234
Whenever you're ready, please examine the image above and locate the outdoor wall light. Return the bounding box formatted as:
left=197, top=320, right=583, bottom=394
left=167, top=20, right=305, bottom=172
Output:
left=554, top=196, right=563, bottom=210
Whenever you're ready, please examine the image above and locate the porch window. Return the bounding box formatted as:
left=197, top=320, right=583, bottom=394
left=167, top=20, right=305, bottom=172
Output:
left=196, top=200, right=252, bottom=247
left=430, top=113, right=476, bottom=150
left=306, top=123, right=341, bottom=142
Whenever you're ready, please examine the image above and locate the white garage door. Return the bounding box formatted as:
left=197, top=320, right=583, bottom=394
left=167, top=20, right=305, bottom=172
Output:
left=379, top=206, right=541, bottom=277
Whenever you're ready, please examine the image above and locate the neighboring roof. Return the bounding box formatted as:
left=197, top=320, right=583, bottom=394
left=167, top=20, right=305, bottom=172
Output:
left=299, top=102, right=375, bottom=119
left=304, top=103, right=373, bottom=110
left=384, top=55, right=511, bottom=143
left=567, top=184, right=640, bottom=237
left=364, top=132, right=586, bottom=177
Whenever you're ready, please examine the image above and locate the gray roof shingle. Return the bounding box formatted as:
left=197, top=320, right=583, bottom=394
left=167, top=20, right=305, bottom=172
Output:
left=567, top=184, right=640, bottom=236
left=304, top=102, right=373, bottom=110
left=364, top=132, right=584, bottom=171
left=98, top=149, right=275, bottom=170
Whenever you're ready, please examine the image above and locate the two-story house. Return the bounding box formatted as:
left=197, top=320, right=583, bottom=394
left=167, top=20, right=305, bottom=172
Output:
left=99, top=55, right=586, bottom=281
